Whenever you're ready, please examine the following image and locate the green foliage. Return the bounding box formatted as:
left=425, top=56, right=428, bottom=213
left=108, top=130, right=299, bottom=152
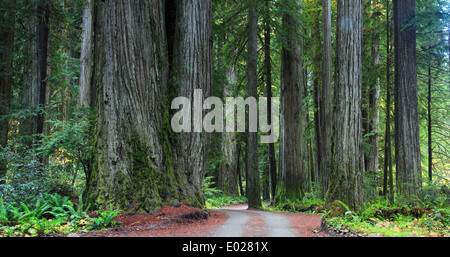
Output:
left=323, top=198, right=450, bottom=237
left=0, top=145, right=50, bottom=205
left=204, top=176, right=222, bottom=198
left=206, top=195, right=248, bottom=210
left=18, top=200, right=50, bottom=222
left=0, top=108, right=94, bottom=206
left=0, top=198, right=20, bottom=226
left=44, top=193, right=90, bottom=223
left=0, top=193, right=121, bottom=237
left=89, top=204, right=121, bottom=230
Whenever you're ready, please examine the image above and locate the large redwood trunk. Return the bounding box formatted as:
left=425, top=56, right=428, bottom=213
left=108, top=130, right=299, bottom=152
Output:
left=86, top=0, right=211, bottom=212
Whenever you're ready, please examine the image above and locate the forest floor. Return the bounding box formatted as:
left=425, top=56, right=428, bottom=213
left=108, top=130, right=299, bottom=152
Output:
left=71, top=203, right=332, bottom=237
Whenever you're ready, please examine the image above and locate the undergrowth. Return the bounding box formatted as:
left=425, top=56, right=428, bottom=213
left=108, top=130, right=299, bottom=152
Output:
left=0, top=193, right=121, bottom=237
left=323, top=197, right=450, bottom=237
left=204, top=176, right=247, bottom=209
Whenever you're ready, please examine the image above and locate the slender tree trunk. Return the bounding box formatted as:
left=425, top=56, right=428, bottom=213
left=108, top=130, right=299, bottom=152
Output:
left=79, top=0, right=94, bottom=108
left=21, top=3, right=40, bottom=146
left=35, top=0, right=49, bottom=140
left=385, top=85, right=394, bottom=201
left=236, top=142, right=243, bottom=196
left=383, top=0, right=393, bottom=202
left=362, top=0, right=380, bottom=185
left=394, top=0, right=421, bottom=196
left=264, top=0, right=277, bottom=201
left=311, top=2, right=321, bottom=188
left=0, top=0, right=15, bottom=181
left=236, top=143, right=244, bottom=196
left=262, top=151, right=270, bottom=200
left=247, top=0, right=261, bottom=208
left=276, top=0, right=304, bottom=203
left=320, top=0, right=332, bottom=196
left=365, top=33, right=381, bottom=175
left=219, top=57, right=238, bottom=196
left=326, top=0, right=364, bottom=209
left=428, top=66, right=432, bottom=181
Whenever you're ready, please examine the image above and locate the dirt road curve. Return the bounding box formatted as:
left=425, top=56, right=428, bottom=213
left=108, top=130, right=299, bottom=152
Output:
left=75, top=203, right=326, bottom=237
left=210, top=204, right=324, bottom=237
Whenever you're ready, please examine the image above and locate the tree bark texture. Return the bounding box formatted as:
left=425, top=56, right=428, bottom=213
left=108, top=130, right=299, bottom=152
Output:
left=382, top=0, right=393, bottom=202
left=35, top=0, right=49, bottom=140
left=173, top=0, right=212, bottom=206
left=326, top=0, right=364, bottom=209
left=219, top=63, right=238, bottom=196
left=247, top=0, right=261, bottom=208
left=79, top=0, right=94, bottom=108
left=17, top=0, right=49, bottom=149
left=276, top=0, right=304, bottom=203
left=319, top=0, right=332, bottom=196
left=394, top=0, right=421, bottom=196
left=311, top=2, right=320, bottom=188
left=85, top=0, right=211, bottom=212
left=364, top=32, right=381, bottom=175
left=264, top=3, right=277, bottom=200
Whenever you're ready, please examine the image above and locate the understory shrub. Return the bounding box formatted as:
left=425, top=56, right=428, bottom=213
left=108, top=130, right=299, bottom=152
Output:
left=0, top=193, right=121, bottom=237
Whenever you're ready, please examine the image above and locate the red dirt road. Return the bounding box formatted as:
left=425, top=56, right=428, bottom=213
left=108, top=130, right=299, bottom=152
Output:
left=75, top=203, right=328, bottom=237
left=212, top=204, right=327, bottom=237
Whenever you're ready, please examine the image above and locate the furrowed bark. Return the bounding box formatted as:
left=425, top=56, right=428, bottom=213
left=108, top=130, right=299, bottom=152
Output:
left=394, top=0, right=421, bottom=196
left=172, top=0, right=212, bottom=207
left=86, top=0, right=208, bottom=212
left=326, top=0, right=364, bottom=209
left=276, top=0, right=305, bottom=203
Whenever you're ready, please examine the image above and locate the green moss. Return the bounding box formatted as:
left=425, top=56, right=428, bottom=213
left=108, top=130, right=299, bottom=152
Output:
left=86, top=77, right=207, bottom=213
left=274, top=180, right=304, bottom=204
left=325, top=200, right=350, bottom=218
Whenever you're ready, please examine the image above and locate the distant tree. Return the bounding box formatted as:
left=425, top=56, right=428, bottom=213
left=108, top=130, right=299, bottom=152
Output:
left=35, top=0, right=50, bottom=141
left=78, top=0, right=94, bottom=108
left=276, top=0, right=305, bottom=203
left=247, top=0, right=261, bottom=208
left=319, top=0, right=332, bottom=196
left=0, top=0, right=15, bottom=180
left=263, top=0, right=277, bottom=200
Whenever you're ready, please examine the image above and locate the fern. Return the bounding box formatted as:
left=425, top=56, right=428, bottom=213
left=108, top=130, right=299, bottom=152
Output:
left=0, top=199, right=20, bottom=225
left=89, top=204, right=121, bottom=230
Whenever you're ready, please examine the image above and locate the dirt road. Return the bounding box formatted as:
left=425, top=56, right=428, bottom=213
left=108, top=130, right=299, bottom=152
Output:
left=210, top=204, right=324, bottom=237
left=75, top=203, right=326, bottom=237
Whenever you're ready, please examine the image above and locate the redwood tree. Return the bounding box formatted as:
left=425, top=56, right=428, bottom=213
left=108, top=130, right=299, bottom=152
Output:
left=394, top=0, right=421, bottom=196
left=85, top=0, right=212, bottom=212
left=326, top=0, right=364, bottom=209
left=0, top=0, right=15, bottom=180
left=247, top=0, right=261, bottom=208
left=276, top=0, right=305, bottom=203
left=319, top=0, right=332, bottom=196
